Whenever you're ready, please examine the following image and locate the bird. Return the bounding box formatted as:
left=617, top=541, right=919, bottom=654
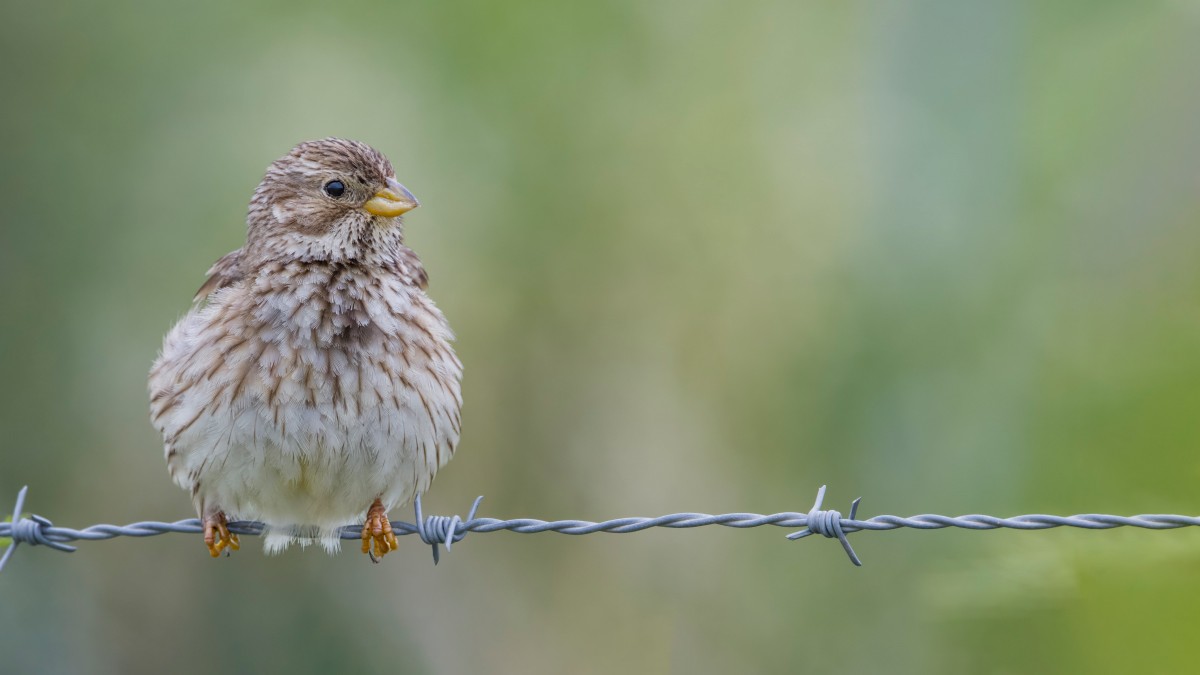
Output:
left=148, top=138, right=462, bottom=561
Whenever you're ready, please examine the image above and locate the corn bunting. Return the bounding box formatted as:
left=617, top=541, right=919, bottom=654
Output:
left=149, top=138, right=462, bottom=560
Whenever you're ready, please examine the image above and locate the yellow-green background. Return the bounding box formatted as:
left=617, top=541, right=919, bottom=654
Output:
left=3, top=2, right=1200, bottom=673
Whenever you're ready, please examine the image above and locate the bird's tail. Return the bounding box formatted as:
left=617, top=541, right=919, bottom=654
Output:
left=261, top=525, right=344, bottom=555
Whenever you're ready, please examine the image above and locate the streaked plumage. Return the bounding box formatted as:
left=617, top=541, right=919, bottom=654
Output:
left=149, top=138, right=461, bottom=558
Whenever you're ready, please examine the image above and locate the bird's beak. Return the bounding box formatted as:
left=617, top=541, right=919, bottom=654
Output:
left=363, top=178, right=420, bottom=217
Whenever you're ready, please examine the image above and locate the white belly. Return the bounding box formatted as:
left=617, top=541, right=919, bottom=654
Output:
left=190, top=398, right=435, bottom=551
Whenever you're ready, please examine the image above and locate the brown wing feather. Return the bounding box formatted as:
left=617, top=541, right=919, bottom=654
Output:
left=193, top=248, right=245, bottom=301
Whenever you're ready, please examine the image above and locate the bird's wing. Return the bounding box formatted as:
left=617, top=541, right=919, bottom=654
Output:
left=193, top=248, right=245, bottom=301
left=397, top=245, right=429, bottom=290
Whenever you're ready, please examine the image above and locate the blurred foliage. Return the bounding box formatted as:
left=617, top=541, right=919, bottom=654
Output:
left=3, top=1, right=1200, bottom=673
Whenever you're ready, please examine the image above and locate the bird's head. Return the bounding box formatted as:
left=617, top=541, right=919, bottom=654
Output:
left=246, top=138, right=420, bottom=264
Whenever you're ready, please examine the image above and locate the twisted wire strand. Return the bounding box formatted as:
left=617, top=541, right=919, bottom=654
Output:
left=4, top=484, right=1200, bottom=573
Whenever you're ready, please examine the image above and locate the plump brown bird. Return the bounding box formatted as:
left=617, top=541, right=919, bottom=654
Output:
left=148, top=138, right=462, bottom=560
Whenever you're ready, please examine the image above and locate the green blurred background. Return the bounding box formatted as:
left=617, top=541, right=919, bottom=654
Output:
left=3, top=1, right=1200, bottom=673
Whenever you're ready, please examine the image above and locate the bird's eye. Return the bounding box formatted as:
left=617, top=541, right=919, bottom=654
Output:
left=323, top=180, right=346, bottom=198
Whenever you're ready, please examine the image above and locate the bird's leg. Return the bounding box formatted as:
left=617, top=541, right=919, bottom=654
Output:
left=202, top=511, right=240, bottom=558
left=361, top=498, right=398, bottom=563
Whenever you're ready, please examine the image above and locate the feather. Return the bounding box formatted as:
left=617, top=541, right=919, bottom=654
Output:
left=194, top=248, right=245, bottom=301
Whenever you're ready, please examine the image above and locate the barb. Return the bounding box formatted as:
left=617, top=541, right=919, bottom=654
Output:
left=786, top=485, right=864, bottom=565
left=0, top=486, right=77, bottom=573
left=4, top=484, right=1200, bottom=574
left=412, top=493, right=484, bottom=564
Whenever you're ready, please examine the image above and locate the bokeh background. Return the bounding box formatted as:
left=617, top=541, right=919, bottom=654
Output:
left=3, top=1, right=1200, bottom=673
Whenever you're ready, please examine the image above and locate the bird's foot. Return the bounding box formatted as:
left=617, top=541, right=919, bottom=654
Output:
left=361, top=499, right=398, bottom=562
left=203, top=511, right=240, bottom=558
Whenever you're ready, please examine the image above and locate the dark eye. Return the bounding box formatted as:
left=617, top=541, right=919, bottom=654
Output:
left=323, top=180, right=346, bottom=198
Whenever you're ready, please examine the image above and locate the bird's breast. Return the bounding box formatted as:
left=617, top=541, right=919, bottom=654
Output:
left=151, top=263, right=462, bottom=505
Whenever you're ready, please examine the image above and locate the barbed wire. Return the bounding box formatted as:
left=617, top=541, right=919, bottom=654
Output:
left=3, top=484, right=1200, bottom=574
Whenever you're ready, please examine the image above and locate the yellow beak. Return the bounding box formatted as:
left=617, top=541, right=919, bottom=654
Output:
left=363, top=178, right=420, bottom=217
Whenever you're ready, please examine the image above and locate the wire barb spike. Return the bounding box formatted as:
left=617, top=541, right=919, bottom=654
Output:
left=414, top=494, right=484, bottom=564
left=786, top=485, right=864, bottom=566
left=0, top=486, right=77, bottom=574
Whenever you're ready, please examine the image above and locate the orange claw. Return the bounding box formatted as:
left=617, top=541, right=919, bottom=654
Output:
left=203, top=511, right=239, bottom=558
left=362, top=499, right=399, bottom=562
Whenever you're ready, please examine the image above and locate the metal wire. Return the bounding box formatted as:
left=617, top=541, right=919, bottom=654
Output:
left=3, top=484, right=1200, bottom=573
